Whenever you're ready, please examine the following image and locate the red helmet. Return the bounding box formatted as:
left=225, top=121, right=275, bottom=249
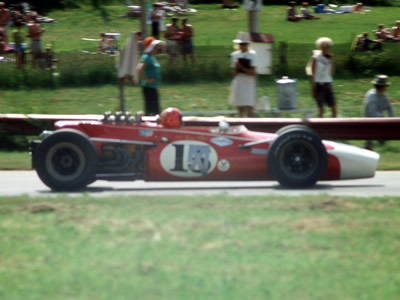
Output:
left=160, top=107, right=182, bottom=128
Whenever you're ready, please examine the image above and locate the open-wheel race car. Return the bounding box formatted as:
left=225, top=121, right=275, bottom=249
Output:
left=31, top=108, right=380, bottom=191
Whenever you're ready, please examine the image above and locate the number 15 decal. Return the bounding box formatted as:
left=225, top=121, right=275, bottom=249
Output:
left=160, top=140, right=218, bottom=177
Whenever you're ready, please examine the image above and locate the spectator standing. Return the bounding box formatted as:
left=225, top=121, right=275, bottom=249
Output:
left=137, top=37, right=164, bottom=116
left=151, top=3, right=162, bottom=39
left=221, top=0, right=239, bottom=9
left=311, top=37, right=337, bottom=118
left=26, top=5, right=39, bottom=22
left=164, top=17, right=181, bottom=64
left=229, top=33, right=257, bottom=117
left=363, top=75, right=395, bottom=149
left=11, top=3, right=25, bottom=24
left=0, top=29, right=6, bottom=53
left=181, top=18, right=194, bottom=63
left=0, top=2, right=10, bottom=43
left=26, top=17, right=45, bottom=68
left=158, top=7, right=166, bottom=38
left=13, top=21, right=25, bottom=69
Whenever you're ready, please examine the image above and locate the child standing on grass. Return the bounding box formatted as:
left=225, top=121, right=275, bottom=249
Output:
left=311, top=37, right=337, bottom=118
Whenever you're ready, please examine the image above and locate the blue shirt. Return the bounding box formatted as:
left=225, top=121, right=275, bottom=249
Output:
left=139, top=53, right=161, bottom=89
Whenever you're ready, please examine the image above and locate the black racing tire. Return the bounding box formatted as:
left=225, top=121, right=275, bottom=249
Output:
left=33, top=129, right=98, bottom=191
left=267, top=127, right=327, bottom=188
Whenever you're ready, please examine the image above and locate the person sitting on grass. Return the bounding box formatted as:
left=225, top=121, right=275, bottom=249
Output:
left=221, top=0, right=239, bottom=9
left=353, top=32, right=382, bottom=52
left=98, top=33, right=116, bottom=54
left=374, top=24, right=398, bottom=42
left=392, top=20, right=400, bottom=39
left=300, top=2, right=319, bottom=20
left=287, top=1, right=302, bottom=22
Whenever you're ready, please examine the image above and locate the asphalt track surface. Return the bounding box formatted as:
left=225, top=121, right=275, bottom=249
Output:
left=1, top=171, right=399, bottom=197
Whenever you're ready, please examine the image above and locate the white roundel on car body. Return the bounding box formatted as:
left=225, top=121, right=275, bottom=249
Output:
left=160, top=140, right=218, bottom=177
left=217, top=159, right=230, bottom=172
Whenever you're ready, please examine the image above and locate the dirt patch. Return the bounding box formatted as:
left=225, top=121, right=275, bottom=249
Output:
left=23, top=203, right=64, bottom=214
left=292, top=217, right=333, bottom=232
left=308, top=197, right=360, bottom=211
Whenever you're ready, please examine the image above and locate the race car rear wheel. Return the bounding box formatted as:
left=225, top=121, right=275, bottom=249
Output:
left=33, top=129, right=98, bottom=191
left=267, top=127, right=327, bottom=188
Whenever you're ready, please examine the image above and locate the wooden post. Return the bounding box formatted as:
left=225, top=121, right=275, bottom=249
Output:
left=140, top=0, right=147, bottom=39
left=119, top=79, right=125, bottom=112
left=249, top=10, right=258, bottom=34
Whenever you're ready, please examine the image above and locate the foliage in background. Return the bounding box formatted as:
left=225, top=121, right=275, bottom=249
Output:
left=15, top=0, right=400, bottom=11
left=1, top=4, right=400, bottom=88
left=10, top=0, right=126, bottom=12
left=2, top=42, right=400, bottom=88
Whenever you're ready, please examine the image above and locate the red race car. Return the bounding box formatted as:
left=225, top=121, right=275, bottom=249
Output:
left=31, top=108, right=379, bottom=191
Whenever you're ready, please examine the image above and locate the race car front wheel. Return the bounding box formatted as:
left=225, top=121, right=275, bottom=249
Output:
left=267, top=126, right=327, bottom=188
left=33, top=129, right=98, bottom=191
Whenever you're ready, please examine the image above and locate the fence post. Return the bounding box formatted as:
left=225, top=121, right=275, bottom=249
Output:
left=278, top=41, right=288, bottom=75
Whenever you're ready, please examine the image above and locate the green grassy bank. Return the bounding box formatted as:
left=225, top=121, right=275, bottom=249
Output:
left=1, top=5, right=400, bottom=88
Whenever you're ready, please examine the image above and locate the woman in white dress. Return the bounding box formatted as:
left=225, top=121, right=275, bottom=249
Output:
left=229, top=33, right=257, bottom=117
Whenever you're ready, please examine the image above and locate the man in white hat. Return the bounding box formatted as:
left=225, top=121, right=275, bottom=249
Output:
left=137, top=36, right=165, bottom=115
left=364, top=75, right=394, bottom=118
left=363, top=74, right=395, bottom=149
left=229, top=32, right=257, bottom=117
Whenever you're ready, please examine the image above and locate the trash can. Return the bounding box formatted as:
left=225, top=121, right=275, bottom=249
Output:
left=276, top=76, right=297, bottom=110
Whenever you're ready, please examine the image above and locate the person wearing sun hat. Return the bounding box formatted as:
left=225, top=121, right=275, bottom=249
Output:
left=364, top=75, right=394, bottom=118
left=363, top=74, right=395, bottom=149
left=229, top=32, right=257, bottom=117
left=137, top=36, right=165, bottom=115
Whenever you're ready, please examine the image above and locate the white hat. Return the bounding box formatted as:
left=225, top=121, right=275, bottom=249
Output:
left=144, top=38, right=164, bottom=53
left=316, top=37, right=333, bottom=48
left=371, top=74, right=390, bottom=86
left=233, top=32, right=251, bottom=44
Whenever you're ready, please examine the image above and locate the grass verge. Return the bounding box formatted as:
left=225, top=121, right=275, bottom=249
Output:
left=1, top=194, right=399, bottom=299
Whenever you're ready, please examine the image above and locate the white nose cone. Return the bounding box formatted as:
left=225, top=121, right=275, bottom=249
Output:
left=326, top=141, right=380, bottom=179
